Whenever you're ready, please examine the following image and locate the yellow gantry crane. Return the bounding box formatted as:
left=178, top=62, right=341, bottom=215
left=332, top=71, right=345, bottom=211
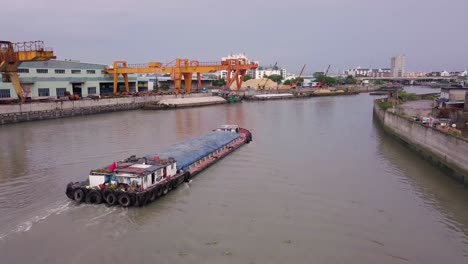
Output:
left=105, top=58, right=258, bottom=95
left=0, top=41, right=55, bottom=103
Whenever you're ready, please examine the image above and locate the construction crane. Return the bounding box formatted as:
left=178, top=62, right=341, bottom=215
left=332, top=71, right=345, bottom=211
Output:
left=105, top=58, right=258, bottom=95
left=257, top=62, right=277, bottom=90
left=0, top=41, right=55, bottom=103
left=291, top=64, right=306, bottom=89
left=324, top=64, right=331, bottom=76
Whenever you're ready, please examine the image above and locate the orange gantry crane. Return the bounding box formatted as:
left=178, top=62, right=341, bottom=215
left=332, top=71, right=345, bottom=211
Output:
left=0, top=40, right=55, bottom=103
left=105, top=58, right=258, bottom=95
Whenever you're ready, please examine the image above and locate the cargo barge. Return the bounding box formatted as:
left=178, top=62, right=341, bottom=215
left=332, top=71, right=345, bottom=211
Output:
left=65, top=125, right=252, bottom=207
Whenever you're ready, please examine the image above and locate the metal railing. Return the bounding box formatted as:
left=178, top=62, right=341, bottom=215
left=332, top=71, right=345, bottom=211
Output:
left=11, top=41, right=52, bottom=52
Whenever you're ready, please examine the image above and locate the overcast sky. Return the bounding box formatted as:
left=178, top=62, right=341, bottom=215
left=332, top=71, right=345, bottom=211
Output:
left=2, top=0, right=468, bottom=74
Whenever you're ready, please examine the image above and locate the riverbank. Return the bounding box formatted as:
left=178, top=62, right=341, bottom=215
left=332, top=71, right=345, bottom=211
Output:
left=373, top=99, right=468, bottom=186
left=0, top=94, right=214, bottom=125
left=244, top=89, right=359, bottom=101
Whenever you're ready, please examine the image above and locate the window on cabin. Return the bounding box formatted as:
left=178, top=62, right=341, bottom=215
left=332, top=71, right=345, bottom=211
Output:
left=151, top=173, right=155, bottom=184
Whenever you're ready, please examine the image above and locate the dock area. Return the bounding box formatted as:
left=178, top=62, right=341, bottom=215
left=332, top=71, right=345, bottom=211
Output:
left=245, top=89, right=359, bottom=101
left=247, top=93, right=295, bottom=101
left=143, top=96, right=226, bottom=109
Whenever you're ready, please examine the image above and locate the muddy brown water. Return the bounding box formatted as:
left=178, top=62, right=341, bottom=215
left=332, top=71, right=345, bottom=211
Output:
left=1, top=87, right=468, bottom=264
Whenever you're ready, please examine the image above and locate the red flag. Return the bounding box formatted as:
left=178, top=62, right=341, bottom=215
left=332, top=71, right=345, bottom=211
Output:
left=109, top=161, right=117, bottom=172
left=154, top=156, right=160, bottom=161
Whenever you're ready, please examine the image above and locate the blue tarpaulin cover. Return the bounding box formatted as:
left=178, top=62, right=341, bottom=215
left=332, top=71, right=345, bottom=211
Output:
left=145, top=131, right=240, bottom=171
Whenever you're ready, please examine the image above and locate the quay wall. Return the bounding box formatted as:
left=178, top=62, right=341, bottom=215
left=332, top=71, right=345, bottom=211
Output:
left=0, top=94, right=208, bottom=125
left=373, top=100, right=468, bottom=186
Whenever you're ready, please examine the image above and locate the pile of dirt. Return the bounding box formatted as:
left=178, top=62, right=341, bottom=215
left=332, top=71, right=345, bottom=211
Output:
left=230, top=78, right=279, bottom=90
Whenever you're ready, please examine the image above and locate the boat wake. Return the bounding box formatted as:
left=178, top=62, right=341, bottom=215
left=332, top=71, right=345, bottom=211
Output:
left=0, top=201, right=72, bottom=241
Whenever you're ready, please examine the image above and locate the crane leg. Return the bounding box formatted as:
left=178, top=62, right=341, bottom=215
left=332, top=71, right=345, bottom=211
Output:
left=173, top=72, right=182, bottom=95
left=113, top=73, right=119, bottom=94
left=225, top=70, right=231, bottom=90
left=227, top=69, right=240, bottom=88
left=10, top=72, right=24, bottom=103
left=237, top=70, right=246, bottom=90
left=183, top=73, right=192, bottom=94
left=197, top=72, right=201, bottom=92
left=123, top=73, right=129, bottom=93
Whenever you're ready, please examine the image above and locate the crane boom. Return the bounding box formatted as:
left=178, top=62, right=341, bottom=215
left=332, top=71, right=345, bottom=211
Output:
left=324, top=64, right=331, bottom=76
left=258, top=62, right=277, bottom=90
left=291, top=64, right=306, bottom=89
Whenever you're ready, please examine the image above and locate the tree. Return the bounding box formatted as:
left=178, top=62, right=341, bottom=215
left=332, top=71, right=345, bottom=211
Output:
left=315, top=73, right=337, bottom=86
left=213, top=78, right=226, bottom=87
left=244, top=75, right=252, bottom=81
left=344, top=75, right=357, bottom=84
left=313, top=72, right=325, bottom=78
left=268, top=74, right=283, bottom=84
left=286, top=77, right=304, bottom=87
left=160, top=83, right=170, bottom=90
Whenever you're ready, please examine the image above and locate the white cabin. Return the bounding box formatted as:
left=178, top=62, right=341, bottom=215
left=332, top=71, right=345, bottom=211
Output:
left=89, top=158, right=177, bottom=191
left=216, top=125, right=239, bottom=133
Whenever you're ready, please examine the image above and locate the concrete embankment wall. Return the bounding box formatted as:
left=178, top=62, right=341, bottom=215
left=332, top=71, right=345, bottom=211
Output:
left=373, top=101, right=468, bottom=186
left=0, top=94, right=208, bottom=125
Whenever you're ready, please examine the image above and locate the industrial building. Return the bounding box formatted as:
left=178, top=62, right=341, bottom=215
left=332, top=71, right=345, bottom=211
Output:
left=0, top=60, right=137, bottom=100
left=0, top=60, right=217, bottom=100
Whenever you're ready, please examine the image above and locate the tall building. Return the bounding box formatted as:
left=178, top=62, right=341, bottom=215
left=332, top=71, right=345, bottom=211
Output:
left=391, top=54, right=406, bottom=77
left=252, top=66, right=287, bottom=79
left=216, top=53, right=259, bottom=80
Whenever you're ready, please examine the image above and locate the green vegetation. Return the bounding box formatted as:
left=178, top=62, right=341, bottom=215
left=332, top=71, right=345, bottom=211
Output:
left=284, top=77, right=303, bottom=86
left=213, top=78, right=226, bottom=87
left=268, top=74, right=283, bottom=84
left=315, top=73, right=337, bottom=86
left=310, top=74, right=357, bottom=86
left=378, top=101, right=393, bottom=110
left=447, top=129, right=462, bottom=138
left=160, top=83, right=170, bottom=90
left=398, top=91, right=417, bottom=102
left=374, top=79, right=385, bottom=85
left=243, top=75, right=252, bottom=81
left=343, top=75, right=357, bottom=85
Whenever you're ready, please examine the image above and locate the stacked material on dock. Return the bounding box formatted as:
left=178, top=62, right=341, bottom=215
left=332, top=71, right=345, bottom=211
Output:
left=145, top=131, right=240, bottom=171
left=143, top=96, right=226, bottom=109
left=252, top=93, right=294, bottom=100
left=230, top=78, right=279, bottom=90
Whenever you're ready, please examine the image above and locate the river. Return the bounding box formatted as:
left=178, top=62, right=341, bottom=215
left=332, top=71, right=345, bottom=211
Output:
left=1, top=88, right=468, bottom=263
